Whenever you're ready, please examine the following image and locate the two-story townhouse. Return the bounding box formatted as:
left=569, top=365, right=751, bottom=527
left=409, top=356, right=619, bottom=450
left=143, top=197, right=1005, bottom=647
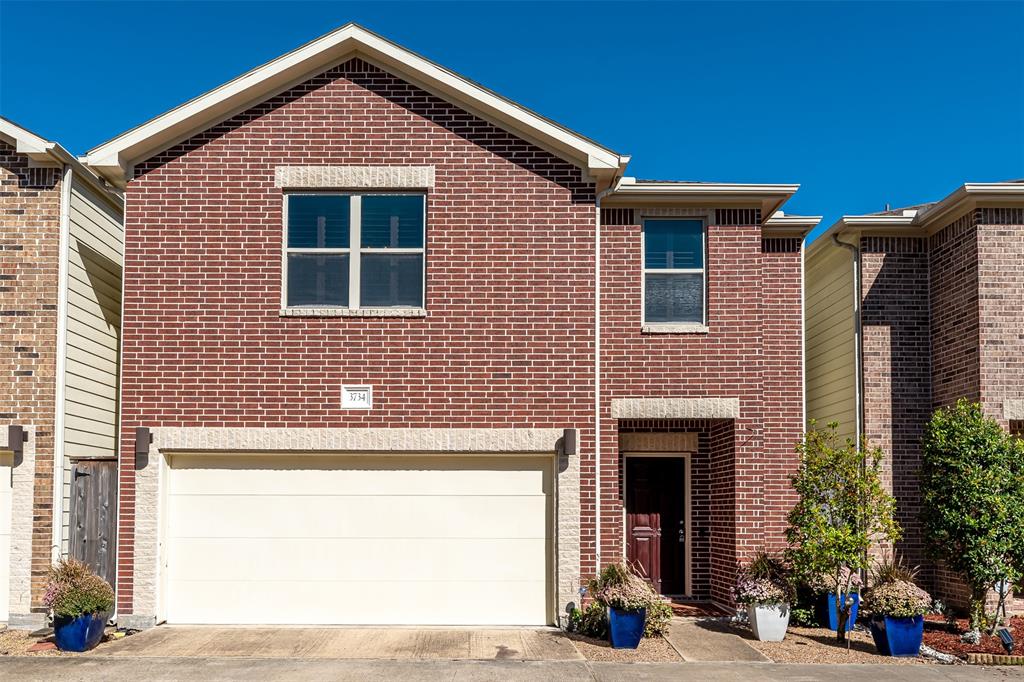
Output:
left=1, top=118, right=124, bottom=628
left=81, top=24, right=817, bottom=629
left=806, top=181, right=1024, bottom=616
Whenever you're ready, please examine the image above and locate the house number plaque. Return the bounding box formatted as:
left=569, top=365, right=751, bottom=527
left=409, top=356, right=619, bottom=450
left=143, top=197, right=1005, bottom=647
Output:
left=341, top=385, right=373, bottom=409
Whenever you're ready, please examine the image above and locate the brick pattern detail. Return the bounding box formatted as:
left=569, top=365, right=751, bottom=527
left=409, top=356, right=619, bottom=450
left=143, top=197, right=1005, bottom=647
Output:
left=600, top=208, right=634, bottom=226
left=0, top=141, right=61, bottom=611
left=118, top=58, right=597, bottom=615
left=860, top=236, right=930, bottom=568
left=715, top=208, right=761, bottom=226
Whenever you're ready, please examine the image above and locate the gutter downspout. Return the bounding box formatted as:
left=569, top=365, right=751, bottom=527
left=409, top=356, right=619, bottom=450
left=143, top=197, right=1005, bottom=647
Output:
left=832, top=233, right=862, bottom=445
left=51, top=163, right=73, bottom=563
left=800, top=233, right=808, bottom=431
left=593, top=177, right=622, bottom=573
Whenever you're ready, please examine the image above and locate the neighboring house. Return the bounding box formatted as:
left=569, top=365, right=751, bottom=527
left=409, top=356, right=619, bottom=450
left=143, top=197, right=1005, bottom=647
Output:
left=805, top=181, right=1024, bottom=614
left=1, top=117, right=124, bottom=628
left=80, top=24, right=818, bottom=629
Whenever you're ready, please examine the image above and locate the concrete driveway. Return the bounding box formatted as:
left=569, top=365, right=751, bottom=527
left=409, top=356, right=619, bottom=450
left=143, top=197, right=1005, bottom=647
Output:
left=94, top=626, right=583, bottom=661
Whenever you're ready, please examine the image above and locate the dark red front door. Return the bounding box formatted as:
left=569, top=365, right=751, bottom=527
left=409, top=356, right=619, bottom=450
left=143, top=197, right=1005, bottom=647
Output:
left=626, top=457, right=685, bottom=595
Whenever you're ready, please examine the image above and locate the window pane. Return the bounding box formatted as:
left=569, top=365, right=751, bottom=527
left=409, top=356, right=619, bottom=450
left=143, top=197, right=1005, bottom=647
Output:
left=287, top=254, right=349, bottom=307
left=644, top=220, right=703, bottom=269
left=361, top=195, right=424, bottom=248
left=360, top=254, right=423, bottom=307
left=645, top=273, right=703, bottom=323
left=288, top=195, right=350, bottom=248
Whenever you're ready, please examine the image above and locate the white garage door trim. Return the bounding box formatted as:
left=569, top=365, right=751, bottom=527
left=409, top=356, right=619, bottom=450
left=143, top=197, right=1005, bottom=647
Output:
left=0, top=453, right=11, bottom=622
left=163, top=453, right=554, bottom=625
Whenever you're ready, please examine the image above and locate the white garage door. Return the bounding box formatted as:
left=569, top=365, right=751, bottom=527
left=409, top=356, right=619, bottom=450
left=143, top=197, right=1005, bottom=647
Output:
left=165, top=454, right=552, bottom=625
left=0, top=456, right=10, bottom=622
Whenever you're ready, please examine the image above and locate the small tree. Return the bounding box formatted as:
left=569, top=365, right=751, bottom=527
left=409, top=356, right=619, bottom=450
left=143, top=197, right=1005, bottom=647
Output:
left=787, top=421, right=901, bottom=642
left=921, top=400, right=1024, bottom=633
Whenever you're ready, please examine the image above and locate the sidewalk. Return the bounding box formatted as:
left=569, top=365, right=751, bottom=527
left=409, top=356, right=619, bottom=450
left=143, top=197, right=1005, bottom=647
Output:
left=0, top=657, right=1018, bottom=681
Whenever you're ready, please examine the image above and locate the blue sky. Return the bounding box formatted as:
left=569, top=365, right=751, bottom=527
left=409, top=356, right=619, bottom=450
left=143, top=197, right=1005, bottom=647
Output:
left=1, top=1, right=1022, bottom=240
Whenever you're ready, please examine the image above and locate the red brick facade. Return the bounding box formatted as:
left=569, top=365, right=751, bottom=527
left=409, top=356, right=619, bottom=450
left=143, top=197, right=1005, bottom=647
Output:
left=859, top=210, right=1024, bottom=614
left=116, top=58, right=806, bottom=616
left=0, top=142, right=62, bottom=611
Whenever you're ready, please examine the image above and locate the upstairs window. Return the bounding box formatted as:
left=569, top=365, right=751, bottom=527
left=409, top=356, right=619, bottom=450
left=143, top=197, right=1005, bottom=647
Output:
left=643, top=219, right=705, bottom=324
left=285, top=193, right=425, bottom=310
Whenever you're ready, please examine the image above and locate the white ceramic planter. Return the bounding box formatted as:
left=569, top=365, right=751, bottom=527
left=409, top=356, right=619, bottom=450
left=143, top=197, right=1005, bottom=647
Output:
left=746, top=602, right=790, bottom=641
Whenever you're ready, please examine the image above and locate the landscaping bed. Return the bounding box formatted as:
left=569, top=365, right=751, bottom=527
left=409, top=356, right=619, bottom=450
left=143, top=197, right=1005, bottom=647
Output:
left=923, top=615, right=1023, bottom=660
left=0, top=626, right=123, bottom=657
left=731, top=624, right=927, bottom=665
left=565, top=632, right=682, bottom=662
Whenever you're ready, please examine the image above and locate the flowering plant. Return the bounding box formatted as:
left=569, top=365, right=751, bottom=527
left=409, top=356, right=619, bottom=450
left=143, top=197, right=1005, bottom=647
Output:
left=807, top=566, right=864, bottom=594
left=589, top=562, right=655, bottom=611
left=43, top=558, right=114, bottom=618
left=735, top=577, right=789, bottom=605
left=863, top=579, right=931, bottom=618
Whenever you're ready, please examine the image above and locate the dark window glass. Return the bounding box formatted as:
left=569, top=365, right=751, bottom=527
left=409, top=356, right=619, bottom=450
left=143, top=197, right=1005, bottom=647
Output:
left=361, top=195, right=424, bottom=248
left=287, top=254, right=349, bottom=307
left=360, top=254, right=423, bottom=307
left=644, top=273, right=703, bottom=323
left=644, top=220, right=703, bottom=269
left=288, top=195, right=350, bottom=248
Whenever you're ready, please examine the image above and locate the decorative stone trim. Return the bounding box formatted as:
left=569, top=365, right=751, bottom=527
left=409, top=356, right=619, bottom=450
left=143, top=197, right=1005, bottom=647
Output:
left=619, top=432, right=698, bottom=453
left=130, top=426, right=577, bottom=627
left=4, top=425, right=39, bottom=629
left=610, top=397, right=740, bottom=420
left=280, top=307, right=427, bottom=318
left=1004, top=399, right=1024, bottom=421
left=275, top=165, right=435, bottom=189
left=149, top=427, right=563, bottom=454
left=642, top=323, right=709, bottom=334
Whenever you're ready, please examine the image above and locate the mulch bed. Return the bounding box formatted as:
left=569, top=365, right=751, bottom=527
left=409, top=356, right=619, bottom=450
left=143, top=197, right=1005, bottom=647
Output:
left=565, top=632, right=682, bottom=662
left=923, top=615, right=1023, bottom=659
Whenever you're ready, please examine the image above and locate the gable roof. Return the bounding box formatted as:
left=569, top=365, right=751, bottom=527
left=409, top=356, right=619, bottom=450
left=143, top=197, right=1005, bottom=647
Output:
left=85, top=23, right=628, bottom=187
left=0, top=116, right=123, bottom=206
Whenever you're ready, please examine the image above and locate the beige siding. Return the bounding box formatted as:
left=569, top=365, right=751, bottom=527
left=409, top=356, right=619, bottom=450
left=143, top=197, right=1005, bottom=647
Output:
left=805, top=241, right=857, bottom=442
left=60, top=175, right=123, bottom=552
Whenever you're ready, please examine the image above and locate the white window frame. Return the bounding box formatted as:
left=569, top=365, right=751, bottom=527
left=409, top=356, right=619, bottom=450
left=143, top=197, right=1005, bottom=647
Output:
left=640, top=217, right=707, bottom=328
left=282, top=191, right=426, bottom=312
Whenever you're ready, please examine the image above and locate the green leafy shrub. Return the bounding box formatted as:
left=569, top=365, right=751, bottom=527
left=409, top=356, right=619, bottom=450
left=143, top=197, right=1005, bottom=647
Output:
left=43, top=558, right=114, bottom=618
left=921, top=400, right=1024, bottom=632
left=786, top=421, right=900, bottom=642
left=644, top=598, right=673, bottom=637
left=573, top=601, right=608, bottom=638
left=863, top=579, right=931, bottom=618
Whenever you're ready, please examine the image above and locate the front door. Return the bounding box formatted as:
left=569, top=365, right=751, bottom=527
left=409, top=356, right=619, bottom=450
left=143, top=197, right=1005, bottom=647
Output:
left=626, top=457, right=685, bottom=595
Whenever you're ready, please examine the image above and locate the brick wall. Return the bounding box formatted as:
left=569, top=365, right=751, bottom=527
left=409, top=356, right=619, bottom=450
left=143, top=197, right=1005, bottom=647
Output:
left=0, top=142, right=61, bottom=611
left=117, top=58, right=597, bottom=614
left=599, top=214, right=804, bottom=605
left=860, top=236, right=931, bottom=568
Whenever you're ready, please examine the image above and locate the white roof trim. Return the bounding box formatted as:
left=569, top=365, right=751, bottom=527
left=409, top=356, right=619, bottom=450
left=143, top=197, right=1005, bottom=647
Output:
left=610, top=178, right=800, bottom=217
left=763, top=211, right=822, bottom=232
left=85, top=23, right=624, bottom=186
left=0, top=116, right=56, bottom=160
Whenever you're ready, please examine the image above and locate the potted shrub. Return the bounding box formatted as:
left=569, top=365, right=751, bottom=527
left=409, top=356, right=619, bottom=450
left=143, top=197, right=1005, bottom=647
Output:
left=863, top=578, right=931, bottom=657
left=809, top=566, right=862, bottom=633
left=43, top=558, right=114, bottom=652
left=735, top=552, right=793, bottom=642
left=588, top=563, right=654, bottom=649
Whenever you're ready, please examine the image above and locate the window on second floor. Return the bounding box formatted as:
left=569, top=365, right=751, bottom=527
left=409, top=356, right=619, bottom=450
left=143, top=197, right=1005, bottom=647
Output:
left=643, top=219, right=705, bottom=324
left=284, top=193, right=425, bottom=310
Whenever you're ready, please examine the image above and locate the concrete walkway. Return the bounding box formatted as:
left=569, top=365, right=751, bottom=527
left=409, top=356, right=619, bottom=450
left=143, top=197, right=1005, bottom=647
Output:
left=665, top=618, right=767, bottom=662
left=0, top=657, right=1019, bottom=681
left=93, top=626, right=583, bottom=661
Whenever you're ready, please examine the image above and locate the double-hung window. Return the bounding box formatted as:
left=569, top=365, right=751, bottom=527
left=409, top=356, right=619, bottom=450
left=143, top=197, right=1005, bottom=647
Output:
left=643, top=219, right=706, bottom=325
left=285, top=193, right=425, bottom=310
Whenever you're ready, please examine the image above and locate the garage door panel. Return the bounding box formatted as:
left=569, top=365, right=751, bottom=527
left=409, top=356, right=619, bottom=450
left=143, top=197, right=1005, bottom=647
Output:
left=171, top=455, right=548, bottom=496
left=169, top=537, right=547, bottom=582
left=167, top=579, right=547, bottom=625
left=165, top=454, right=552, bottom=625
left=168, top=494, right=546, bottom=539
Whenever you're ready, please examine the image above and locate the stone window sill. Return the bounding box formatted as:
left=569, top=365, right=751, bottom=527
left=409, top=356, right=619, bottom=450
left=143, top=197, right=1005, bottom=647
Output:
left=280, top=307, right=427, bottom=318
left=642, top=323, right=710, bottom=334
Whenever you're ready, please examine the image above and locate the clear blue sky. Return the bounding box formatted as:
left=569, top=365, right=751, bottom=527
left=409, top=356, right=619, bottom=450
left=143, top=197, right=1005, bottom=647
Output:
left=2, top=1, right=1022, bottom=240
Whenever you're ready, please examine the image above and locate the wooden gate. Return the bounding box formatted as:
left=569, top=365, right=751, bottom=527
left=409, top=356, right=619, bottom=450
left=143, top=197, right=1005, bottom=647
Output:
left=69, top=460, right=117, bottom=589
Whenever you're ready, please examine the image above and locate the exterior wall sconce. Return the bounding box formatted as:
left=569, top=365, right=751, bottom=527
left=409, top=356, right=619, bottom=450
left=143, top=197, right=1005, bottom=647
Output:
left=562, top=428, right=577, bottom=457
left=135, top=427, right=153, bottom=469
left=7, top=425, right=27, bottom=467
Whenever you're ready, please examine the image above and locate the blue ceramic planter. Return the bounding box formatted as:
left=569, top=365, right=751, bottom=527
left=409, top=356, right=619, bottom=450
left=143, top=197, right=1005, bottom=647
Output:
left=608, top=607, right=646, bottom=649
left=817, top=592, right=859, bottom=632
left=53, top=612, right=108, bottom=652
left=868, top=615, right=923, bottom=657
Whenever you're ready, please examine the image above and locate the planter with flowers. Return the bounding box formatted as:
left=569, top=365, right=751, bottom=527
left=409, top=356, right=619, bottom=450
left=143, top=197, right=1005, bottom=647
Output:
left=735, top=552, right=794, bottom=642
left=809, top=567, right=862, bottom=633
left=863, top=578, right=931, bottom=657
left=44, top=558, right=114, bottom=652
